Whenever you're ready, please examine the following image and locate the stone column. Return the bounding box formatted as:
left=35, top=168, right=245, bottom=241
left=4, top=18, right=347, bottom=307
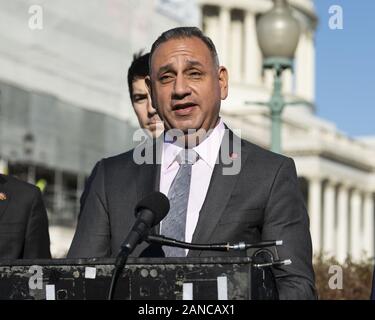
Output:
left=219, top=6, right=230, bottom=67
left=230, top=11, right=243, bottom=82
left=295, top=31, right=307, bottom=99
left=203, top=16, right=220, bottom=50
left=264, top=69, right=274, bottom=90
left=203, top=7, right=220, bottom=56
left=350, top=189, right=362, bottom=261
left=308, top=177, right=322, bottom=254
left=295, top=30, right=315, bottom=101
left=323, top=181, right=336, bottom=256
left=244, top=10, right=262, bottom=85
left=306, top=31, right=315, bottom=101
left=282, top=69, right=293, bottom=94
left=363, top=192, right=374, bottom=259
left=336, top=184, right=349, bottom=263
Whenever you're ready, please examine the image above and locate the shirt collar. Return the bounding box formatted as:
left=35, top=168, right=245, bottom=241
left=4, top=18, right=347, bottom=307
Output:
left=162, top=118, right=225, bottom=171
left=193, top=118, right=225, bottom=169
left=162, top=141, right=183, bottom=171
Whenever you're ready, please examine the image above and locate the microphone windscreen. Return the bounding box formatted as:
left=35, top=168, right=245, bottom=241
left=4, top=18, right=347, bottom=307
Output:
left=135, top=191, right=170, bottom=224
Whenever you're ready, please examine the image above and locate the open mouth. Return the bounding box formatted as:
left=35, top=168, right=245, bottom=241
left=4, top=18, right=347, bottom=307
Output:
left=172, top=102, right=197, bottom=115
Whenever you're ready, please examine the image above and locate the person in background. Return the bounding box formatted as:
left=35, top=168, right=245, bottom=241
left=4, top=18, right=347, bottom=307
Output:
left=127, top=51, right=164, bottom=138
left=0, top=173, right=51, bottom=259
left=78, top=52, right=165, bottom=210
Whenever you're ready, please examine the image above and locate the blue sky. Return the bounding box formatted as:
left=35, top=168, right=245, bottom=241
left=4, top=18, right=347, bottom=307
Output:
left=314, top=0, right=375, bottom=137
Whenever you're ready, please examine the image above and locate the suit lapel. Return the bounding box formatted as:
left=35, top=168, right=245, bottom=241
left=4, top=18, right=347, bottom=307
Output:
left=0, top=174, right=11, bottom=221
left=135, top=136, right=162, bottom=235
left=188, top=130, right=248, bottom=257
left=135, top=136, right=162, bottom=198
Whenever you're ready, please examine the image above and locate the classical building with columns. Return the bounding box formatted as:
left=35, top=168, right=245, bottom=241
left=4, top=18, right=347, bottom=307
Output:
left=0, top=0, right=374, bottom=260
left=198, top=0, right=375, bottom=262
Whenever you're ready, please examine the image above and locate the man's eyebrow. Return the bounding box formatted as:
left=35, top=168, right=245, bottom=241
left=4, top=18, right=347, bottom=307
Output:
left=185, top=60, right=204, bottom=69
left=157, top=63, right=174, bottom=77
left=156, top=60, right=205, bottom=77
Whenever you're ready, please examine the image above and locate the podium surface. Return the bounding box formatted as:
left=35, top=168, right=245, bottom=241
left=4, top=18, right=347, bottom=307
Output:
left=0, top=256, right=278, bottom=300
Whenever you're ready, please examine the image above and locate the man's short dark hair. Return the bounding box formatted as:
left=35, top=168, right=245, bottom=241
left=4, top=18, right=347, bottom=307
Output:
left=149, top=27, right=219, bottom=74
left=127, top=51, right=150, bottom=102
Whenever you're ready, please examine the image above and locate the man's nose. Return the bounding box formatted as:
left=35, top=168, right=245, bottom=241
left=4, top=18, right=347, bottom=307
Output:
left=146, top=96, right=157, bottom=115
left=172, top=74, right=191, bottom=99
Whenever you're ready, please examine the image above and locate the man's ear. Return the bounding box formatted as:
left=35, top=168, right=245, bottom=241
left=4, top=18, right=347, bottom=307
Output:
left=218, top=66, right=228, bottom=100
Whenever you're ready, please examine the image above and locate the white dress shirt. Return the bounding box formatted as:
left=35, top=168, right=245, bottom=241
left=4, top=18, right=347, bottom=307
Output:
left=159, top=118, right=225, bottom=246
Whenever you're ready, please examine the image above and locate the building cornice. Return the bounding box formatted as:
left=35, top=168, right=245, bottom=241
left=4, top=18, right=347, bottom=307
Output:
left=288, top=150, right=374, bottom=173
left=197, top=0, right=317, bottom=27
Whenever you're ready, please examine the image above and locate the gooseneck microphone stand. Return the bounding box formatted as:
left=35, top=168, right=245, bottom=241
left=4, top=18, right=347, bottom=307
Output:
left=146, top=235, right=292, bottom=267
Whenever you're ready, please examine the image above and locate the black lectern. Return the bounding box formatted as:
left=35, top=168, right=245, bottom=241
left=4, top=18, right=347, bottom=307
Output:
left=0, top=256, right=278, bottom=300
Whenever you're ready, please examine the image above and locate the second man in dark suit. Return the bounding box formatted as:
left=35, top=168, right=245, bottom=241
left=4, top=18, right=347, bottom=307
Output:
left=0, top=173, right=51, bottom=259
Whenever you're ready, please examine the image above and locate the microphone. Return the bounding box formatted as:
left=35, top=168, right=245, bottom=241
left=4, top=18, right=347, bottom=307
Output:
left=108, top=191, right=169, bottom=300
left=120, top=192, right=169, bottom=256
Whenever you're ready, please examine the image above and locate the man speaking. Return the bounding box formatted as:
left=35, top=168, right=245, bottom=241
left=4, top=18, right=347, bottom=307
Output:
left=68, top=27, right=316, bottom=299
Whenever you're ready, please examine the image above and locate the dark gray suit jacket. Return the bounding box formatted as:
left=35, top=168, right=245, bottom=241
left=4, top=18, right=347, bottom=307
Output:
left=0, top=174, right=51, bottom=259
left=68, top=130, right=316, bottom=299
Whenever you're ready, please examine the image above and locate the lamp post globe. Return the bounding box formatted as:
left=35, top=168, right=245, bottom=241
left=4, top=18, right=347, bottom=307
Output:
left=256, top=0, right=300, bottom=68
